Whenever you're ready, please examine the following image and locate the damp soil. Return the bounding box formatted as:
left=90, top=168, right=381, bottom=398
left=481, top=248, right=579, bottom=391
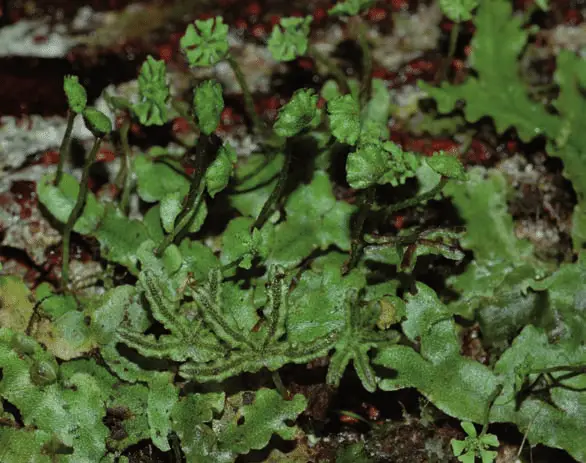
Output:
left=0, top=0, right=584, bottom=461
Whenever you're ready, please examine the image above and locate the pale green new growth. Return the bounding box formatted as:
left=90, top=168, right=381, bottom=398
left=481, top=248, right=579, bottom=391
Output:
left=268, top=16, right=313, bottom=62
left=346, top=141, right=420, bottom=189
left=63, top=75, right=87, bottom=113
left=180, top=16, right=229, bottom=67
left=206, top=142, right=236, bottom=198
left=426, top=151, right=466, bottom=180
left=134, top=55, right=170, bottom=126
left=273, top=88, right=319, bottom=138
left=328, top=94, right=361, bottom=145
left=194, top=79, right=224, bottom=135
left=82, top=107, right=112, bottom=137
left=451, top=422, right=498, bottom=463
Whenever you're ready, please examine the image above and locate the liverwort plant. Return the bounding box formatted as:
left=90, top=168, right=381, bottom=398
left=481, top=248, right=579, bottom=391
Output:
left=56, top=79, right=112, bottom=288
left=267, top=15, right=312, bottom=62
left=11, top=2, right=586, bottom=461
left=328, top=0, right=376, bottom=16
left=251, top=88, right=319, bottom=231
left=57, top=75, right=87, bottom=185
left=439, top=0, right=479, bottom=63
left=180, top=16, right=229, bottom=66
left=133, top=55, right=170, bottom=126
left=179, top=268, right=336, bottom=385
left=451, top=422, right=499, bottom=463
left=180, top=16, right=265, bottom=136
left=154, top=78, right=225, bottom=255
